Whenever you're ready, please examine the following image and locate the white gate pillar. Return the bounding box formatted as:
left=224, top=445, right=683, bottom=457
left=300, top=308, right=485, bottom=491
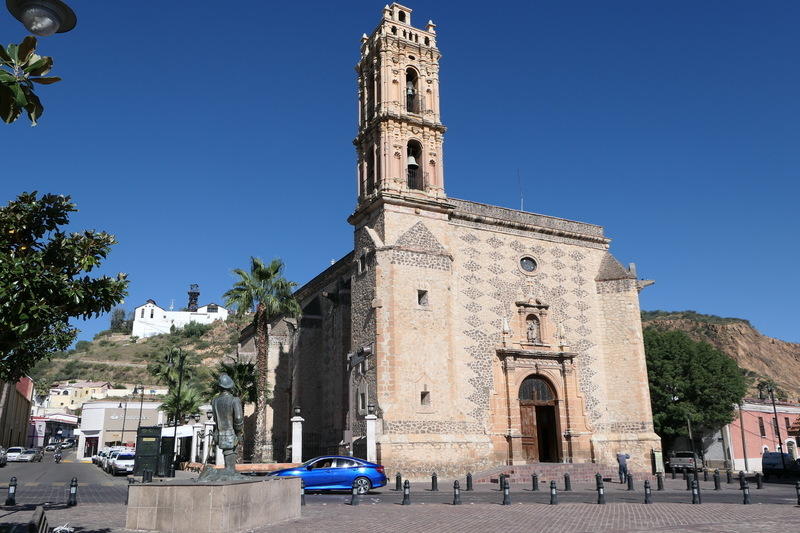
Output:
left=291, top=407, right=304, bottom=464
left=365, top=404, right=378, bottom=463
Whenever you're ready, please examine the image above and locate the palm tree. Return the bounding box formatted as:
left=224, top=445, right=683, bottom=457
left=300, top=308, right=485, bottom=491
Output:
left=161, top=386, right=203, bottom=424
left=224, top=257, right=300, bottom=462
left=206, top=356, right=258, bottom=405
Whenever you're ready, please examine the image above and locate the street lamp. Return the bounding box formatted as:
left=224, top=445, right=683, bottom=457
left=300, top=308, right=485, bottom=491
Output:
left=118, top=400, right=129, bottom=446
left=5, top=0, right=77, bottom=36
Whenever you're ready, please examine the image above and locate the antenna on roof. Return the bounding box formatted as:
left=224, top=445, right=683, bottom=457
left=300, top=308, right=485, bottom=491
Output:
left=518, top=168, right=524, bottom=212
left=169, top=299, right=175, bottom=311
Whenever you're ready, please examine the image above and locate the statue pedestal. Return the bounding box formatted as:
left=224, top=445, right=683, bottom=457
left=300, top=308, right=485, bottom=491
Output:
left=125, top=477, right=300, bottom=532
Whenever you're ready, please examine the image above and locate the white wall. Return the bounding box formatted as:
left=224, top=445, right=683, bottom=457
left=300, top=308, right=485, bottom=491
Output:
left=132, top=301, right=229, bottom=339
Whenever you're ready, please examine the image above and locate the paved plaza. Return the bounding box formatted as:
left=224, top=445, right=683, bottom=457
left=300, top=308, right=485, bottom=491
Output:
left=0, top=459, right=798, bottom=532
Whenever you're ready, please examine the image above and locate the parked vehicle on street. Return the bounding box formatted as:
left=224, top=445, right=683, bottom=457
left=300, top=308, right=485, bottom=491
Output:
left=103, top=450, right=122, bottom=472
left=60, top=441, right=74, bottom=449
left=666, top=451, right=703, bottom=471
left=6, top=447, right=24, bottom=462
left=762, top=452, right=800, bottom=479
left=110, top=452, right=135, bottom=476
left=44, top=444, right=57, bottom=452
left=17, top=449, right=43, bottom=462
left=269, top=456, right=387, bottom=494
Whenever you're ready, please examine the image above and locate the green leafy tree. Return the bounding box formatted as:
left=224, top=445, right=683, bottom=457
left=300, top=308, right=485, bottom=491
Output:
left=160, top=386, right=203, bottom=424
left=224, top=257, right=300, bottom=462
left=0, top=36, right=61, bottom=125
left=110, top=308, right=126, bottom=332
left=644, top=328, right=747, bottom=448
left=0, top=192, right=128, bottom=380
left=207, top=357, right=258, bottom=405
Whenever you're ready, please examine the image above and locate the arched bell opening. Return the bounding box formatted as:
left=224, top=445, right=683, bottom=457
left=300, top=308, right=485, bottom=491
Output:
left=406, top=140, right=423, bottom=190
left=518, top=375, right=561, bottom=462
left=405, top=68, right=420, bottom=113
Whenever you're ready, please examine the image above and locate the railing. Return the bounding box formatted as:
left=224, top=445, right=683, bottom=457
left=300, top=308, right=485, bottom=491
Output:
left=406, top=94, right=428, bottom=114
left=407, top=167, right=427, bottom=190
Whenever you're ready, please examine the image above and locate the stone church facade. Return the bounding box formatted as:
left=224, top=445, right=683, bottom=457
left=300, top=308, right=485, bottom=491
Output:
left=259, top=3, right=661, bottom=477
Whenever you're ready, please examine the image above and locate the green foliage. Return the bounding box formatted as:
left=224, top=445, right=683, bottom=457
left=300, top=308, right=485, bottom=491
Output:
left=0, top=36, right=61, bottom=125
left=109, top=308, right=133, bottom=334
left=756, top=379, right=789, bottom=402
left=644, top=328, right=747, bottom=440
left=641, top=310, right=750, bottom=326
left=74, top=340, right=91, bottom=352
left=207, top=357, right=258, bottom=404
left=179, top=321, right=212, bottom=338
left=0, top=192, right=128, bottom=380
left=160, top=386, right=203, bottom=423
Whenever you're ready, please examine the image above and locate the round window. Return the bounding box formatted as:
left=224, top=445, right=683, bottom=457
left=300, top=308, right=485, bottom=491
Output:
left=520, top=257, right=537, bottom=272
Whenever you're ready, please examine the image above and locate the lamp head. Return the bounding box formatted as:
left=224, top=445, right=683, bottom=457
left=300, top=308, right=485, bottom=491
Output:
left=6, top=0, right=77, bottom=36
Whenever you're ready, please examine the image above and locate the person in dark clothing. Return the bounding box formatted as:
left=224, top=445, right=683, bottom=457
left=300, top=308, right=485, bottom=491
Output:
left=617, top=452, right=631, bottom=483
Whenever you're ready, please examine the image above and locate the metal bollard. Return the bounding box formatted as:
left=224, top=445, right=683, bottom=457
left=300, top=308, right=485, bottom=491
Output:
left=549, top=480, right=558, bottom=505
left=564, top=472, right=572, bottom=492
left=431, top=472, right=438, bottom=492
left=726, top=469, right=732, bottom=484
left=466, top=472, right=473, bottom=491
left=703, top=468, right=708, bottom=482
left=395, top=472, right=402, bottom=491
left=143, top=469, right=153, bottom=483
left=671, top=466, right=676, bottom=479
left=656, top=472, right=664, bottom=491
left=691, top=479, right=701, bottom=504
left=742, top=480, right=751, bottom=505
left=755, top=472, right=763, bottom=489
left=401, top=480, right=411, bottom=505
left=713, top=470, right=721, bottom=491
left=67, top=477, right=78, bottom=507
left=498, top=473, right=506, bottom=491
left=682, top=467, right=688, bottom=481
left=5, top=476, right=16, bottom=506
left=596, top=477, right=605, bottom=505
left=795, top=480, right=800, bottom=506
left=349, top=479, right=359, bottom=506
left=453, top=480, right=462, bottom=505
left=626, top=473, right=634, bottom=491
left=685, top=474, right=691, bottom=491
left=532, top=473, right=539, bottom=491
left=738, top=471, right=745, bottom=490
left=502, top=478, right=511, bottom=506
left=300, top=480, right=306, bottom=506
left=693, top=469, right=699, bottom=482
left=644, top=480, right=652, bottom=504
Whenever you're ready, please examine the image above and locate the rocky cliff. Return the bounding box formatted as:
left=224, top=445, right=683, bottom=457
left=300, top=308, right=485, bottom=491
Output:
left=641, top=311, right=800, bottom=401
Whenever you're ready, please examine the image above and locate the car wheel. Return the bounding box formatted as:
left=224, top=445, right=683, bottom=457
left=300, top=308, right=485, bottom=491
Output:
left=354, top=476, right=372, bottom=495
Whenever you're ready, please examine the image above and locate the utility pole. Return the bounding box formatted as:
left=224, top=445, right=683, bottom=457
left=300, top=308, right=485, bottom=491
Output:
left=738, top=403, right=749, bottom=472
left=687, top=417, right=698, bottom=470
left=767, top=385, right=787, bottom=472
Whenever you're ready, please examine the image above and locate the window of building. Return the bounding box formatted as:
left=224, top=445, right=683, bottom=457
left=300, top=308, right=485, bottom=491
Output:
left=150, top=309, right=154, bottom=319
left=773, top=418, right=780, bottom=436
left=398, top=11, right=406, bottom=23
left=420, top=390, right=431, bottom=406
left=417, top=290, right=428, bottom=306
left=359, top=392, right=366, bottom=412
left=406, top=140, right=423, bottom=189
left=405, top=68, right=419, bottom=113
left=758, top=417, right=766, bottom=437
left=207, top=304, right=218, bottom=313
left=786, top=417, right=791, bottom=431
left=140, top=308, right=144, bottom=318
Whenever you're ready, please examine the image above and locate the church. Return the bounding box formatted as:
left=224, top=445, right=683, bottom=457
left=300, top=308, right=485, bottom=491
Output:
left=255, top=3, right=661, bottom=477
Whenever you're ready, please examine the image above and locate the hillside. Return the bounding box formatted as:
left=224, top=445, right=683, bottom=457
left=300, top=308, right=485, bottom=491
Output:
left=29, top=315, right=250, bottom=390
left=642, top=310, right=800, bottom=401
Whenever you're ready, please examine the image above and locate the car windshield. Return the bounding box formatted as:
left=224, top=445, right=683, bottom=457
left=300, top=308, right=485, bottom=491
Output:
left=22, top=451, right=35, bottom=455
left=117, top=454, right=135, bottom=460
left=8, top=448, right=22, bottom=453
left=675, top=452, right=695, bottom=458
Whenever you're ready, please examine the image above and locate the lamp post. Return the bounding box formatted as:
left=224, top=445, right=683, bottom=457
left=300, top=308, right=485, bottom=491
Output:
left=5, top=0, right=77, bottom=36
left=766, top=384, right=787, bottom=472
left=135, top=384, right=145, bottom=430
left=118, top=401, right=129, bottom=446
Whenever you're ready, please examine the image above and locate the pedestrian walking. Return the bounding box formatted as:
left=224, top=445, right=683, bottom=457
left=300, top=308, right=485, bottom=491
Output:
left=617, top=452, right=631, bottom=484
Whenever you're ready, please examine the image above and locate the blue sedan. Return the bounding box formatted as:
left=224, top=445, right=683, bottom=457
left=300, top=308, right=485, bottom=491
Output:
left=270, top=456, right=387, bottom=494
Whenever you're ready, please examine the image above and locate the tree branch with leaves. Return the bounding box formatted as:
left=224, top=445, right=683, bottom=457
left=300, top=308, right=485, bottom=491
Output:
left=0, top=36, right=61, bottom=125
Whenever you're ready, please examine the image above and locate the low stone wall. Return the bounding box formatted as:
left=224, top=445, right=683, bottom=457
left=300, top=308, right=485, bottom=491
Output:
left=125, top=477, right=300, bottom=532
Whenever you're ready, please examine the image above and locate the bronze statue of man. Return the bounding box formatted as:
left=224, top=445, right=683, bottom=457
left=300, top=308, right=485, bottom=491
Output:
left=211, top=373, right=243, bottom=471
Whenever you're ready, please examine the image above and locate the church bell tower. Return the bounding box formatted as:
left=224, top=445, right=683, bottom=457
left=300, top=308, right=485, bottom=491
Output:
left=353, top=3, right=446, bottom=212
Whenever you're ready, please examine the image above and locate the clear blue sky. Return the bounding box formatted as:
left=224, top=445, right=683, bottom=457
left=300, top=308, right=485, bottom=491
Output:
left=2, top=1, right=798, bottom=343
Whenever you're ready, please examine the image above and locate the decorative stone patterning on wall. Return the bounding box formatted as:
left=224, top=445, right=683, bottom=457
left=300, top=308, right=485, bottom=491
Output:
left=390, top=221, right=452, bottom=271
left=453, top=220, right=608, bottom=427
left=384, top=420, right=484, bottom=434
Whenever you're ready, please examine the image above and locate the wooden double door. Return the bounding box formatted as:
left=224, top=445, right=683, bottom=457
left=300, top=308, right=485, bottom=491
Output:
left=520, top=401, right=559, bottom=462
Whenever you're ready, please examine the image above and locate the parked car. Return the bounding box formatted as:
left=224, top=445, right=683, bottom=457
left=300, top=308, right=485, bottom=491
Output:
left=44, top=444, right=57, bottom=452
left=666, top=451, right=703, bottom=471
left=6, top=447, right=24, bottom=462
left=269, top=456, right=387, bottom=494
left=103, top=450, right=122, bottom=472
left=17, top=449, right=43, bottom=462
left=60, top=441, right=74, bottom=449
left=762, top=452, right=800, bottom=479
left=109, top=452, right=136, bottom=476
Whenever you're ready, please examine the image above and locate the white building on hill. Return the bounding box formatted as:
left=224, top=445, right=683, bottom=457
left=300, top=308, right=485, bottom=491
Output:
left=132, top=299, right=228, bottom=339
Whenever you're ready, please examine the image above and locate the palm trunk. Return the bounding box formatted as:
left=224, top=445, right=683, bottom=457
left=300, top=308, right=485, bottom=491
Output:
left=253, top=305, right=272, bottom=462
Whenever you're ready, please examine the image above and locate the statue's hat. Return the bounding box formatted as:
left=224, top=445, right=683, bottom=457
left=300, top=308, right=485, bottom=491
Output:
left=218, top=373, right=235, bottom=390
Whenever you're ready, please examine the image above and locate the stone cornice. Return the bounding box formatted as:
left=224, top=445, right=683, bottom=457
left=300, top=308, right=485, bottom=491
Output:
left=293, top=252, right=354, bottom=304
left=496, top=348, right=577, bottom=362
left=348, top=193, right=454, bottom=227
